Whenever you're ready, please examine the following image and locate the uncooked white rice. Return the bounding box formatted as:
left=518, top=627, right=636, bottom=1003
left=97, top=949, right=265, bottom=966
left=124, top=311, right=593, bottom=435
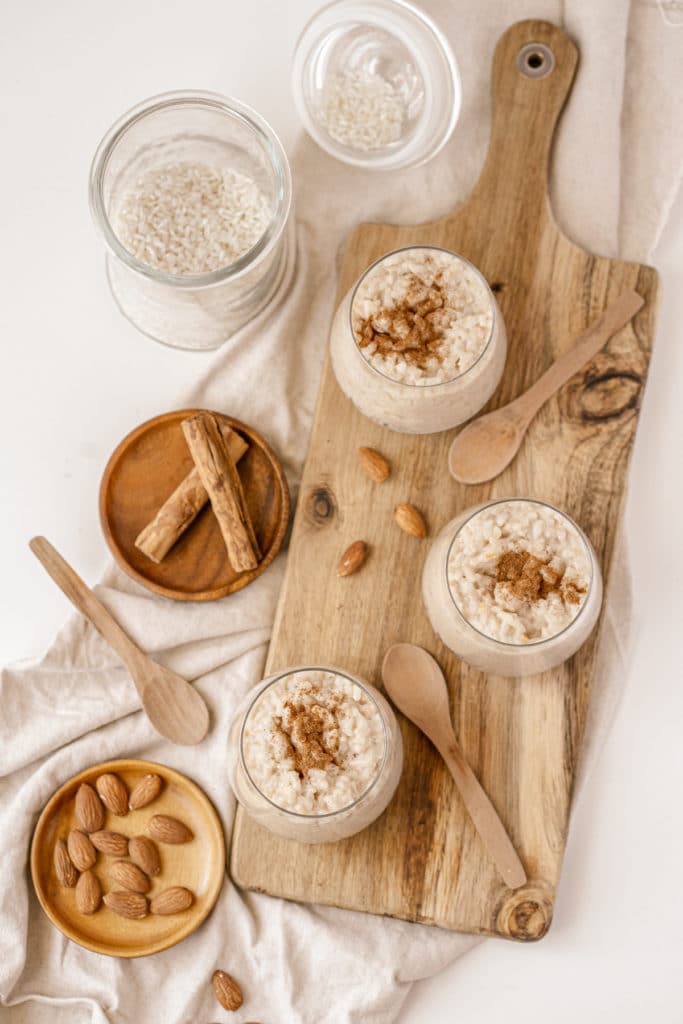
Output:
left=114, top=161, right=272, bottom=275
left=321, top=71, right=405, bottom=151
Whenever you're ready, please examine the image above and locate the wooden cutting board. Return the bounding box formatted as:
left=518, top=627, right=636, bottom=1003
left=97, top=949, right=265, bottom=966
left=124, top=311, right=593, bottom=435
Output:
left=230, top=19, right=660, bottom=940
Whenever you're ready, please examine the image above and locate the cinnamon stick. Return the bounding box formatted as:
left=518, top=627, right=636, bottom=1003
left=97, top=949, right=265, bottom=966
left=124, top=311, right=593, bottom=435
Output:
left=135, top=425, right=248, bottom=563
left=181, top=413, right=261, bottom=573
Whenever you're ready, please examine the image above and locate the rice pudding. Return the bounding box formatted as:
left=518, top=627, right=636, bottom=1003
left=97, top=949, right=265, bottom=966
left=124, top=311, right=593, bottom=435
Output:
left=330, top=246, right=507, bottom=433
left=227, top=668, right=403, bottom=843
left=422, top=499, right=603, bottom=676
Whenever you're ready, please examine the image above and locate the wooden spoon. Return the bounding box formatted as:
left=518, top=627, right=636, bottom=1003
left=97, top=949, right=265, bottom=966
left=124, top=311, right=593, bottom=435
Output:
left=382, top=642, right=526, bottom=890
left=29, top=536, right=210, bottom=746
left=448, top=289, right=644, bottom=484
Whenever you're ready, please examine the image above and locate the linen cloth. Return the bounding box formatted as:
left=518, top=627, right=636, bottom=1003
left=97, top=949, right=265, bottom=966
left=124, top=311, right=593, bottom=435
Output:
left=2, top=2, right=682, bottom=1022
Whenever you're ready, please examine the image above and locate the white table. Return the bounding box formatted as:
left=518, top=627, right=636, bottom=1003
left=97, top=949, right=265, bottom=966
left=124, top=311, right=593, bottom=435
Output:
left=2, top=2, right=681, bottom=1020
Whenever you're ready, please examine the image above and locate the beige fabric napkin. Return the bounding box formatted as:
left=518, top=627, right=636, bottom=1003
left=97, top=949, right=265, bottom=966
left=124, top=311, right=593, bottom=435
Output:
left=2, top=3, right=681, bottom=1022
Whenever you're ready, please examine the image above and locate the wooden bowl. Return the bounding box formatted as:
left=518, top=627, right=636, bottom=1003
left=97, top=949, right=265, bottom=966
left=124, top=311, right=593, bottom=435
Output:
left=30, top=759, right=226, bottom=958
left=100, top=409, right=290, bottom=601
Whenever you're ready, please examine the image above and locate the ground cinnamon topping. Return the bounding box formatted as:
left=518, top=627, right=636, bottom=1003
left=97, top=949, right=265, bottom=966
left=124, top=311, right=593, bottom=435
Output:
left=276, top=694, right=341, bottom=777
left=496, top=549, right=585, bottom=606
left=356, top=272, right=450, bottom=369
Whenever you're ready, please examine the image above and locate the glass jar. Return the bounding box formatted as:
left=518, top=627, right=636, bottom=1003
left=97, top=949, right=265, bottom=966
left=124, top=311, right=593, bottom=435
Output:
left=89, top=91, right=292, bottom=350
left=329, top=246, right=507, bottom=433
left=422, top=498, right=603, bottom=676
left=227, top=666, right=403, bottom=843
left=292, top=0, right=460, bottom=170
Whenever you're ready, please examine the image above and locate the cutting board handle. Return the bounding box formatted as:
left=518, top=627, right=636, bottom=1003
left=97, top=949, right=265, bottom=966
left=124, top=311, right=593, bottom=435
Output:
left=467, top=20, right=578, bottom=222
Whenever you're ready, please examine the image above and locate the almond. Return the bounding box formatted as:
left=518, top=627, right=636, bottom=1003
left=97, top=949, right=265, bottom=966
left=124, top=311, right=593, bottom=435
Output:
left=128, top=773, right=162, bottom=810
left=358, top=446, right=390, bottom=482
left=150, top=886, right=194, bottom=915
left=148, top=814, right=193, bottom=844
left=336, top=540, right=368, bottom=577
left=212, top=970, right=243, bottom=1011
left=128, top=835, right=161, bottom=877
left=76, top=870, right=102, bottom=914
left=75, top=783, right=105, bottom=833
left=96, top=773, right=128, bottom=816
left=90, top=830, right=129, bottom=856
left=54, top=838, right=78, bottom=887
left=110, top=860, right=150, bottom=894
left=67, top=829, right=97, bottom=872
left=394, top=503, right=427, bottom=538
left=103, top=891, right=148, bottom=920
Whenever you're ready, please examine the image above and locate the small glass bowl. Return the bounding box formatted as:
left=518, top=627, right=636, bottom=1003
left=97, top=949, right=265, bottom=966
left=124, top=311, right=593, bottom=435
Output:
left=329, top=245, right=507, bottom=434
left=292, top=0, right=461, bottom=170
left=89, top=91, right=292, bottom=350
left=227, top=666, right=403, bottom=844
left=422, top=498, right=603, bottom=677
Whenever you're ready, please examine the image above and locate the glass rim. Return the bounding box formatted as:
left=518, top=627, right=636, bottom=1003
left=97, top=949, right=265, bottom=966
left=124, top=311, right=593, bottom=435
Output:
left=291, top=0, right=461, bottom=170
left=88, top=90, right=292, bottom=290
left=238, top=666, right=390, bottom=819
left=444, top=497, right=597, bottom=649
left=348, top=245, right=498, bottom=388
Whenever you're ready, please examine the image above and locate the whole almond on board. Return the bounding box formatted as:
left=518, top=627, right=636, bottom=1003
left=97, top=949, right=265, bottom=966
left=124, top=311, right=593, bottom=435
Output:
left=128, top=773, right=162, bottom=810
left=95, top=773, right=128, bottom=816
left=54, top=838, right=78, bottom=887
left=394, top=503, right=427, bottom=538
left=336, top=540, right=368, bottom=577
left=148, top=814, right=193, bottom=844
left=75, top=783, right=105, bottom=833
left=358, top=446, right=390, bottom=482
left=212, top=970, right=243, bottom=1011
left=90, top=830, right=129, bottom=856
left=103, top=891, right=148, bottom=920
left=128, top=835, right=161, bottom=876
left=75, top=869, right=102, bottom=914
left=67, top=829, right=97, bottom=872
left=150, top=886, right=194, bottom=915
left=110, top=860, right=150, bottom=894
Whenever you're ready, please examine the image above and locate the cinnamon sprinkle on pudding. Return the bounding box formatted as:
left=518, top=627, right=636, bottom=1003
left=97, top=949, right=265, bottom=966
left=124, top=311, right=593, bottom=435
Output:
left=242, top=671, right=385, bottom=815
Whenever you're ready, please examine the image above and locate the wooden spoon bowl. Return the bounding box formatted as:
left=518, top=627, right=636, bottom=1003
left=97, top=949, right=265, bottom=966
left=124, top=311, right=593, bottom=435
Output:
left=100, top=410, right=290, bottom=602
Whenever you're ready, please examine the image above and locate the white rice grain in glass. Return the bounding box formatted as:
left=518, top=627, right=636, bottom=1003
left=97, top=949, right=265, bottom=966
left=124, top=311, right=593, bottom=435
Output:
left=89, top=91, right=292, bottom=351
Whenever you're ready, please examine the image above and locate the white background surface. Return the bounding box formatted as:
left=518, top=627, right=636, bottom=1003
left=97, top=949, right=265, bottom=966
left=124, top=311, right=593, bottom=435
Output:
left=2, top=2, right=681, bottom=1021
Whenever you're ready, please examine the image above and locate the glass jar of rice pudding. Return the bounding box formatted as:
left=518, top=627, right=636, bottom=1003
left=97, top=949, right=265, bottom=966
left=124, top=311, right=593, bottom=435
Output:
left=89, top=91, right=293, bottom=350
left=422, top=498, right=603, bottom=677
left=227, top=667, right=403, bottom=843
left=329, top=246, right=506, bottom=433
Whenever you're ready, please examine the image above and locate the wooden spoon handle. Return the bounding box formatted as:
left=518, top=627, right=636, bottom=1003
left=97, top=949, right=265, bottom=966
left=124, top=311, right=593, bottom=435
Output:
left=29, top=536, right=141, bottom=676
left=436, top=734, right=527, bottom=889
left=514, top=290, right=644, bottom=420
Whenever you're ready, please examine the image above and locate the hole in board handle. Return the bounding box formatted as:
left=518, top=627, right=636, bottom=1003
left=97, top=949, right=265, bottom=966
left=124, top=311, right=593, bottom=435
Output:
left=516, top=42, right=556, bottom=79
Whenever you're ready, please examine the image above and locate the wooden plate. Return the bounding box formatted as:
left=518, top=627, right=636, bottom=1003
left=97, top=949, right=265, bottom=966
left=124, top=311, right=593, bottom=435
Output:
left=100, top=409, right=290, bottom=601
left=30, top=759, right=226, bottom=958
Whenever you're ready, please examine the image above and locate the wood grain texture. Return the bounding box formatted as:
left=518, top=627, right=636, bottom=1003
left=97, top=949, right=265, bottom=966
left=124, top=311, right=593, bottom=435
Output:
left=31, top=759, right=225, bottom=958
left=230, top=20, right=660, bottom=940
left=100, top=410, right=290, bottom=602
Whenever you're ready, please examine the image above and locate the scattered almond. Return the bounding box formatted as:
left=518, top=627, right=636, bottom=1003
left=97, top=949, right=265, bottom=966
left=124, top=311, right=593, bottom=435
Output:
left=90, top=830, right=129, bottom=856
left=358, top=446, right=390, bottom=482
left=103, top=891, right=148, bottom=920
left=128, top=835, right=161, bottom=877
left=75, top=783, right=105, bottom=833
left=394, top=503, right=427, bottom=538
left=148, top=815, right=193, bottom=844
left=54, top=838, right=78, bottom=887
left=212, top=970, right=243, bottom=1011
left=336, top=540, right=368, bottom=577
left=150, top=886, right=194, bottom=915
left=75, top=870, right=102, bottom=914
left=67, top=829, right=97, bottom=872
left=96, top=773, right=128, bottom=816
left=128, top=773, right=162, bottom=811
left=110, top=860, right=150, bottom=894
